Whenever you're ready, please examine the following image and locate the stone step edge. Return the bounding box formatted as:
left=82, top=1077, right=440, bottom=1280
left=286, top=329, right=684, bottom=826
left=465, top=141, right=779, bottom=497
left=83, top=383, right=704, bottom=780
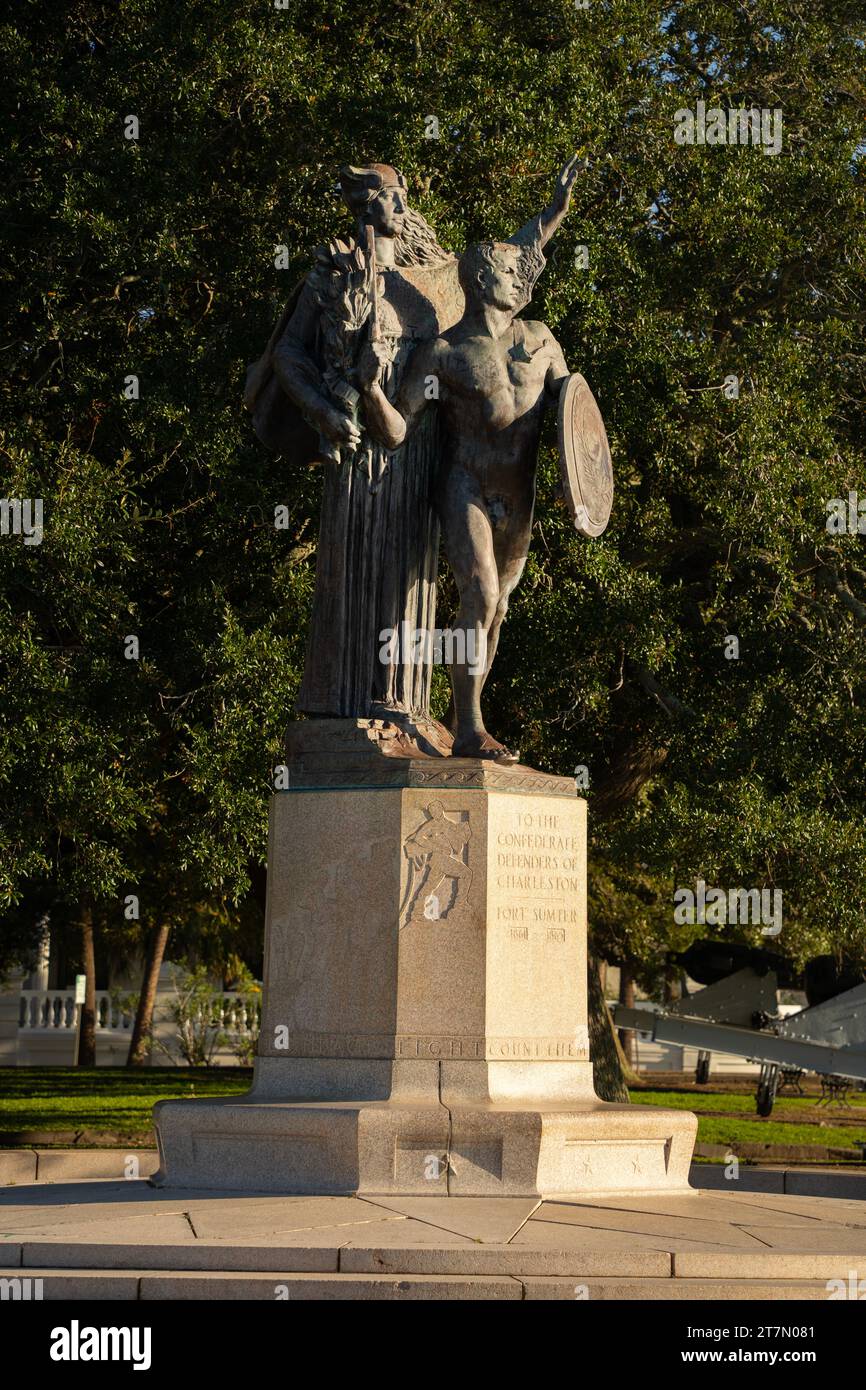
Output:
left=0, top=1270, right=842, bottom=1302
left=3, top=1246, right=864, bottom=1279
left=3, top=1151, right=866, bottom=1198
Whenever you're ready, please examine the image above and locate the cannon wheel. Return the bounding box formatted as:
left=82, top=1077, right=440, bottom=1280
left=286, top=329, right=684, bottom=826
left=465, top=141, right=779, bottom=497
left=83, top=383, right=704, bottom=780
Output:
left=756, top=1064, right=779, bottom=1117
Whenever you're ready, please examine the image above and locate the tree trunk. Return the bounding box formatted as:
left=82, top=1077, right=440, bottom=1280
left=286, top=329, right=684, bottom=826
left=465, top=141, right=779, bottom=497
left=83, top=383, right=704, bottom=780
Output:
left=127, top=922, right=170, bottom=1066
left=591, top=731, right=670, bottom=818
left=617, top=965, right=637, bottom=1066
left=597, top=958, right=608, bottom=995
left=78, top=905, right=97, bottom=1067
left=587, top=953, right=629, bottom=1102
left=663, top=968, right=680, bottom=1005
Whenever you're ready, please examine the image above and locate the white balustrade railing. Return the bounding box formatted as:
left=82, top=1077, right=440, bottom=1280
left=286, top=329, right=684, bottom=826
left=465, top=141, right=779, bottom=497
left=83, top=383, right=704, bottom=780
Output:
left=18, top=990, right=127, bottom=1031
left=175, top=996, right=262, bottom=1036
left=18, top=989, right=260, bottom=1036
left=211, top=995, right=261, bottom=1035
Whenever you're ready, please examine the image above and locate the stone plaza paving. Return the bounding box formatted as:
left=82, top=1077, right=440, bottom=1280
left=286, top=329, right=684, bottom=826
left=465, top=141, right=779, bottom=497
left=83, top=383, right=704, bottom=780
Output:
left=2, top=1171, right=866, bottom=1299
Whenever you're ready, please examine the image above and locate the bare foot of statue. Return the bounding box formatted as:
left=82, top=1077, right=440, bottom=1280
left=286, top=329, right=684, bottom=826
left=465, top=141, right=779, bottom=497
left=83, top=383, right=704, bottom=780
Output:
left=452, top=729, right=518, bottom=763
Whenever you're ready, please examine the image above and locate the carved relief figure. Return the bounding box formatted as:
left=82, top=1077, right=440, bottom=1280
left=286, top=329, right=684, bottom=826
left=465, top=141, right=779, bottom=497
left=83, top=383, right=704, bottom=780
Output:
left=400, top=800, right=472, bottom=925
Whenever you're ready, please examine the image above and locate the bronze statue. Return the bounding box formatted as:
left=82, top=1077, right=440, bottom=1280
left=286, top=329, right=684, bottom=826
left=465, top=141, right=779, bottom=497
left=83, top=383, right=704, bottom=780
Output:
left=245, top=164, right=458, bottom=750
left=357, top=162, right=612, bottom=761
left=246, top=157, right=608, bottom=761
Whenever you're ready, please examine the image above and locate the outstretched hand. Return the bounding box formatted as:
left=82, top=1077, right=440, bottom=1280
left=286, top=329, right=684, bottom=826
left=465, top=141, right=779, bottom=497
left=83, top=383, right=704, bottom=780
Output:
left=550, top=153, right=583, bottom=215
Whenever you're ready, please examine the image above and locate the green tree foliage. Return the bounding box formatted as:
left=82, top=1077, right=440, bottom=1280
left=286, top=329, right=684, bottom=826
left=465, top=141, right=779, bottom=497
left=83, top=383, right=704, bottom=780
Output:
left=1, top=1, right=864, bottom=997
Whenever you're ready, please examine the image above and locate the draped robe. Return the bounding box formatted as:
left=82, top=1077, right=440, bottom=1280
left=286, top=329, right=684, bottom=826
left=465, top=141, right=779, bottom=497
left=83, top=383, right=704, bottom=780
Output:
left=252, top=254, right=463, bottom=720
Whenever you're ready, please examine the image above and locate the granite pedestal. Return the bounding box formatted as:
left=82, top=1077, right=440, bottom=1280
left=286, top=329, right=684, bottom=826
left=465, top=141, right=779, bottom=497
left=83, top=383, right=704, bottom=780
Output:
left=153, top=723, right=695, bottom=1195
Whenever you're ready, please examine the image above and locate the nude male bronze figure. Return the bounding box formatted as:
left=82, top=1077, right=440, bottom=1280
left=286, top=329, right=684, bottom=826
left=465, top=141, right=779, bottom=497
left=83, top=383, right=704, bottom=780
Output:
left=357, top=167, right=591, bottom=762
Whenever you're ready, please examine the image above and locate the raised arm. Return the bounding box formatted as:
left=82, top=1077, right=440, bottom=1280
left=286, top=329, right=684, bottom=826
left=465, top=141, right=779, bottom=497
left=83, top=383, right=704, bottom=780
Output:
left=509, top=154, right=583, bottom=251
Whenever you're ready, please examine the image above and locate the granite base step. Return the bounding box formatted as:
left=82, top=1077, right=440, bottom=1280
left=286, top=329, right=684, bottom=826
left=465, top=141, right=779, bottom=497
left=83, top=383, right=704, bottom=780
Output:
left=3, top=1148, right=864, bottom=1200
left=2, top=1182, right=864, bottom=1300
left=0, top=1268, right=843, bottom=1300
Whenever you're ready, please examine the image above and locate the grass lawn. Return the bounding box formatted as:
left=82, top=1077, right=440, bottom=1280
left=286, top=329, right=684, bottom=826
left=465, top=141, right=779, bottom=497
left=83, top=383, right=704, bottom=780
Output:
left=692, top=1114, right=864, bottom=1152
left=631, top=1086, right=866, bottom=1157
left=632, top=1087, right=866, bottom=1114
left=0, top=1067, right=251, bottom=1141
left=2, top=1069, right=865, bottom=1160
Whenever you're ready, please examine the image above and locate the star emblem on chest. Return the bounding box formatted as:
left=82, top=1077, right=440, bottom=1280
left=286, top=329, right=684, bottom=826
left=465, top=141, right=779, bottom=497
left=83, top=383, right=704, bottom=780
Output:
left=508, top=338, right=535, bottom=363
